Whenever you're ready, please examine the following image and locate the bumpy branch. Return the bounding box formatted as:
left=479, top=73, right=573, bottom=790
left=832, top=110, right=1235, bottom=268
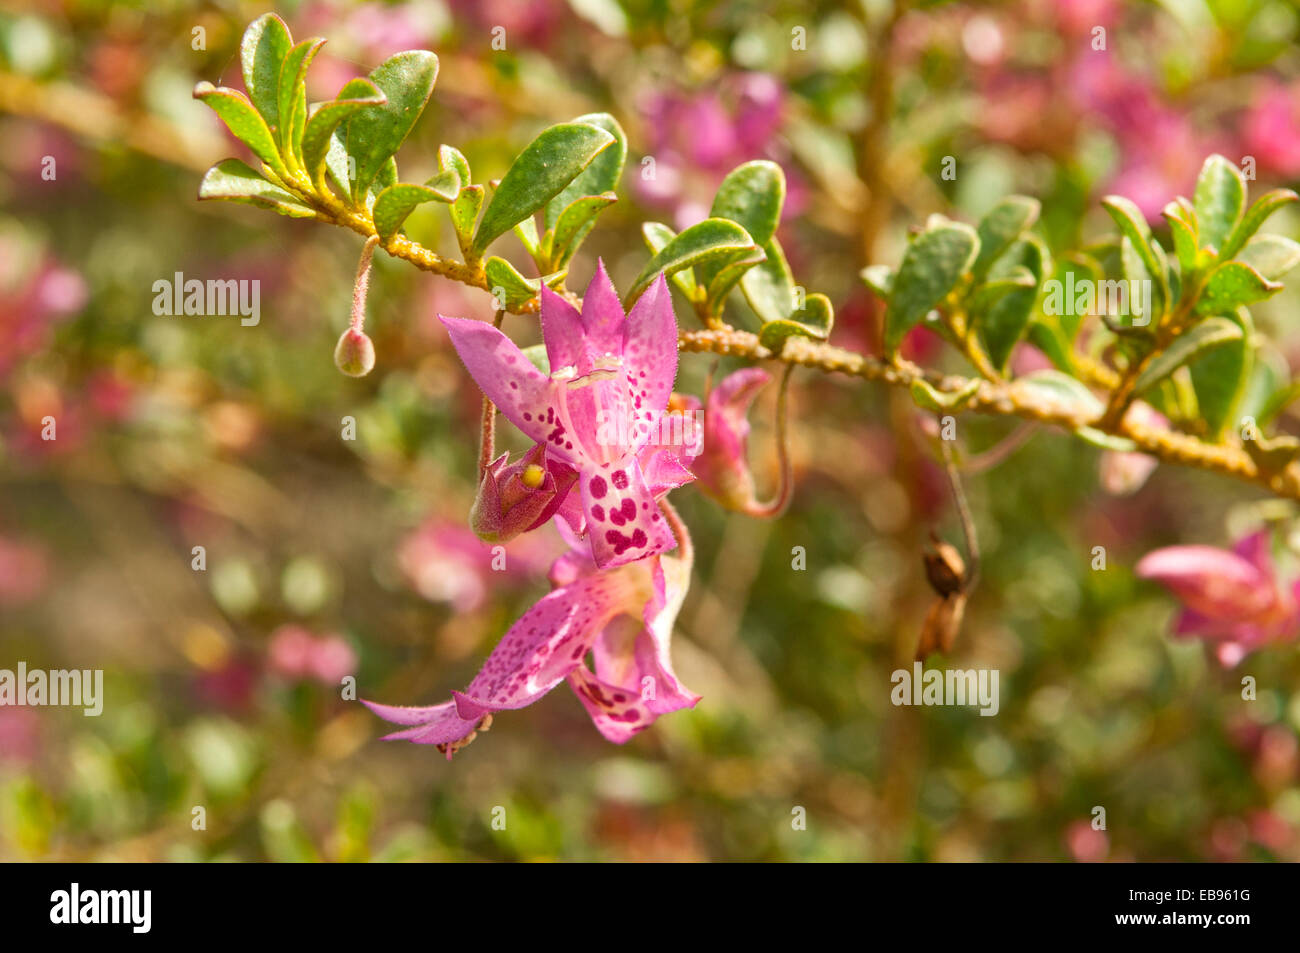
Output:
left=679, top=327, right=1300, bottom=502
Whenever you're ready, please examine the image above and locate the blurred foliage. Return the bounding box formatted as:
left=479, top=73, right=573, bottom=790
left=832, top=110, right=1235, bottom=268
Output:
left=1, top=0, right=1300, bottom=861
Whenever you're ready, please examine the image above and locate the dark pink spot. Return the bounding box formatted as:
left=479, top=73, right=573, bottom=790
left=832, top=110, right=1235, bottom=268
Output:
left=589, top=476, right=607, bottom=499
left=611, top=470, right=629, bottom=490
left=591, top=504, right=605, bottom=522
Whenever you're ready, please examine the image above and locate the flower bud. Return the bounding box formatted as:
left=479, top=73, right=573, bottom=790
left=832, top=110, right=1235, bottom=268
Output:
left=334, top=327, right=375, bottom=377
left=691, top=367, right=771, bottom=512
left=469, top=443, right=577, bottom=543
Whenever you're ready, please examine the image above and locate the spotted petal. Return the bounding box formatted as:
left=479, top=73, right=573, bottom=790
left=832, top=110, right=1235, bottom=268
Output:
left=580, top=455, right=677, bottom=568
left=440, top=315, right=580, bottom=462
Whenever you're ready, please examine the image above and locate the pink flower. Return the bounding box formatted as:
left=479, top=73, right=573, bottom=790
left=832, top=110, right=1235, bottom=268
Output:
left=365, top=521, right=699, bottom=757
left=398, top=520, right=553, bottom=612
left=268, top=625, right=357, bottom=685
left=1136, top=532, right=1300, bottom=664
left=440, top=263, right=688, bottom=568
left=0, top=534, right=49, bottom=606
left=1242, top=82, right=1300, bottom=178
left=1099, top=402, right=1166, bottom=496
left=686, top=367, right=771, bottom=513
left=634, top=74, right=799, bottom=229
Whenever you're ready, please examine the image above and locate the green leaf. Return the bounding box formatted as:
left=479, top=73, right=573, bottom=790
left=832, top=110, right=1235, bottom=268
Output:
left=543, top=113, right=626, bottom=231
left=859, top=264, right=894, bottom=299
left=439, top=144, right=471, bottom=186
left=1134, top=316, right=1244, bottom=396
left=301, top=78, right=385, bottom=184
left=1197, top=260, right=1282, bottom=313
left=346, top=51, right=439, bottom=201
left=514, top=216, right=542, bottom=259
left=704, top=245, right=768, bottom=315
left=708, top=160, right=785, bottom=247
left=1162, top=199, right=1199, bottom=276
left=1190, top=308, right=1253, bottom=439
left=198, top=158, right=316, bottom=218
left=451, top=185, right=485, bottom=256
left=758, top=294, right=833, bottom=352
left=974, top=236, right=1046, bottom=370
left=240, top=13, right=292, bottom=133
left=472, top=123, right=616, bottom=256
left=193, top=83, right=286, bottom=175
left=276, top=38, right=325, bottom=162
left=909, top=378, right=981, bottom=413
left=521, top=343, right=550, bottom=375
left=548, top=192, right=618, bottom=269
left=1012, top=370, right=1103, bottom=418
left=697, top=160, right=786, bottom=298
left=742, top=237, right=797, bottom=323
left=484, top=257, right=565, bottom=309
left=1237, top=234, right=1300, bottom=282
left=642, top=223, right=696, bottom=298
left=627, top=218, right=760, bottom=306
left=1118, top=236, right=1163, bottom=327
left=1192, top=154, right=1247, bottom=253
left=1076, top=428, right=1138, bottom=452
left=1220, top=188, right=1299, bottom=260
left=973, top=196, right=1040, bottom=276
left=884, top=221, right=979, bottom=353
left=372, top=173, right=460, bottom=242
left=1101, top=195, right=1168, bottom=313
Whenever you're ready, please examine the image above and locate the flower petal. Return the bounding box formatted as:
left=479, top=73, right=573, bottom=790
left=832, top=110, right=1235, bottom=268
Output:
left=623, top=273, right=679, bottom=443
left=540, top=285, right=587, bottom=375
left=578, top=259, right=625, bottom=358
left=440, top=315, right=580, bottom=462
left=581, top=455, right=677, bottom=568
left=1136, top=543, right=1276, bottom=621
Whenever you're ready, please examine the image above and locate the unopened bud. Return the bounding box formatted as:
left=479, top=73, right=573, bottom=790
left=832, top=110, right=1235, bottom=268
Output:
left=334, top=327, right=375, bottom=377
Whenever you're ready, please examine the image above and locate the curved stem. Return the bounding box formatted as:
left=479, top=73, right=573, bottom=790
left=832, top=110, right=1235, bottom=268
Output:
left=940, top=436, right=979, bottom=593
left=747, top=364, right=795, bottom=518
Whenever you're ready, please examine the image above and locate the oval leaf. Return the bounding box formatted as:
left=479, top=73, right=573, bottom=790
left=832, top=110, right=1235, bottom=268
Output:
left=198, top=159, right=316, bottom=218
left=626, top=218, right=759, bottom=306
left=472, top=123, right=616, bottom=256
left=346, top=51, right=439, bottom=200
left=885, top=222, right=979, bottom=353
left=543, top=113, right=626, bottom=231
left=1193, top=154, right=1247, bottom=254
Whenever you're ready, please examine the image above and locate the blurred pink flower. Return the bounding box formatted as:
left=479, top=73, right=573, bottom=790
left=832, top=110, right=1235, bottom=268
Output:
left=1136, top=531, right=1300, bottom=665
left=635, top=74, right=801, bottom=230
left=1099, top=402, right=1165, bottom=496
left=683, top=367, right=771, bottom=514
left=1242, top=82, right=1300, bottom=179
left=398, top=520, right=552, bottom=613
left=0, top=707, right=40, bottom=766
left=0, top=534, right=49, bottom=606
left=267, top=625, right=357, bottom=685
left=0, top=254, right=87, bottom=380
left=1065, top=819, right=1109, bottom=862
